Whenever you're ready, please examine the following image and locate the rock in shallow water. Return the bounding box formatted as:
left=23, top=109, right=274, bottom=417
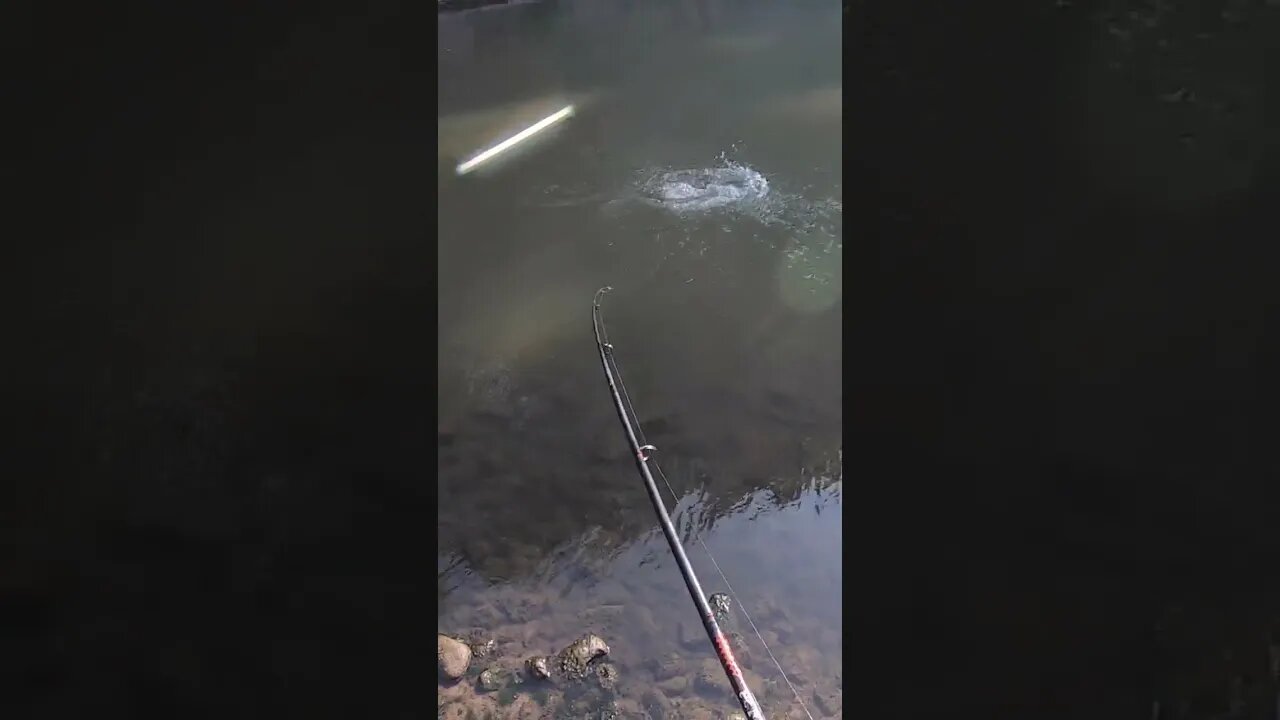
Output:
left=650, top=652, right=685, bottom=681
left=438, top=634, right=472, bottom=681
left=657, top=675, right=689, bottom=695
left=556, top=633, right=611, bottom=681
left=466, top=629, right=496, bottom=660
left=594, top=662, right=620, bottom=692
left=526, top=655, right=551, bottom=680
left=709, top=592, right=733, bottom=622
left=477, top=665, right=509, bottom=692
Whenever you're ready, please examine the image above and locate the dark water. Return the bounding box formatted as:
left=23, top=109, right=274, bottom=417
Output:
left=437, top=1, right=842, bottom=718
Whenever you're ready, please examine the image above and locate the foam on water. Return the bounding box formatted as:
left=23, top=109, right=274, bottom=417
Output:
left=639, top=162, right=771, bottom=214
left=618, top=159, right=838, bottom=239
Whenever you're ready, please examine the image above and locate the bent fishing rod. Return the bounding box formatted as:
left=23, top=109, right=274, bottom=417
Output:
left=592, top=287, right=767, bottom=720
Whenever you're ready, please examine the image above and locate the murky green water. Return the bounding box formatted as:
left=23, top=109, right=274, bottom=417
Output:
left=437, top=1, right=842, bottom=717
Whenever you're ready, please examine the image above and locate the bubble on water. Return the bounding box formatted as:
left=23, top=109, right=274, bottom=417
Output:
left=777, top=231, right=841, bottom=313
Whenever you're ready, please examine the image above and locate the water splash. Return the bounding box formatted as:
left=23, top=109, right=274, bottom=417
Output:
left=638, top=161, right=771, bottom=214
left=630, top=157, right=841, bottom=234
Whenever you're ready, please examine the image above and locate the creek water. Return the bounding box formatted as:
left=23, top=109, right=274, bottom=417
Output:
left=437, top=1, right=843, bottom=717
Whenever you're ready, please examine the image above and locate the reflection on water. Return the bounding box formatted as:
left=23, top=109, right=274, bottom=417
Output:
left=438, top=0, right=841, bottom=716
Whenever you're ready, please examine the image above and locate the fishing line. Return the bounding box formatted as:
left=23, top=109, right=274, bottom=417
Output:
left=593, top=287, right=815, bottom=720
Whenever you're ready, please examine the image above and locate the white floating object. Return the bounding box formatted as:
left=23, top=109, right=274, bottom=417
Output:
left=455, top=104, right=575, bottom=176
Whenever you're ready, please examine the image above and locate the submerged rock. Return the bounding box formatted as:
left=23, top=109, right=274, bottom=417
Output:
left=556, top=633, right=611, bottom=681
left=650, top=652, right=685, bottom=681
left=526, top=655, right=551, bottom=680
left=657, top=675, right=689, bottom=695
left=594, top=662, right=620, bottom=692
left=709, top=592, right=733, bottom=622
left=707, top=592, right=755, bottom=667
left=477, top=665, right=510, bottom=692
left=466, top=629, right=496, bottom=660
left=438, top=634, right=472, bottom=681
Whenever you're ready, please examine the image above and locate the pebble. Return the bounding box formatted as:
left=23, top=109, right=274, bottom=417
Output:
left=437, top=634, right=472, bottom=681
left=467, top=633, right=496, bottom=661
left=526, top=656, right=551, bottom=680
left=595, top=662, right=620, bottom=692
left=478, top=666, right=504, bottom=692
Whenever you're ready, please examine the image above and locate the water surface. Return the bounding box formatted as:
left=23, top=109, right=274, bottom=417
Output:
left=437, top=1, right=843, bottom=717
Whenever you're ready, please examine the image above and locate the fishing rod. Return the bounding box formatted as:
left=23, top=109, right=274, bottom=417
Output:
left=592, top=286, right=768, bottom=720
